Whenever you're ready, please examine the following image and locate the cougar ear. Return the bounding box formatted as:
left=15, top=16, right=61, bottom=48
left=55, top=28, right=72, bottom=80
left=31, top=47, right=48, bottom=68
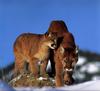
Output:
left=45, top=32, right=52, bottom=38
left=48, top=32, right=52, bottom=37
left=45, top=31, right=48, bottom=35
left=60, top=46, right=64, bottom=54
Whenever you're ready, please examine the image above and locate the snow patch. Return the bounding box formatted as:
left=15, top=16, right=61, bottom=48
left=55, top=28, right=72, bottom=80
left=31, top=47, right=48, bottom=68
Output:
left=37, top=77, right=47, bottom=81
left=0, top=80, right=15, bottom=91
left=76, top=56, right=87, bottom=66
left=1, top=80, right=100, bottom=91
left=80, top=63, right=99, bottom=74
left=46, top=60, right=51, bottom=72
left=87, top=64, right=99, bottom=73
left=14, top=80, right=100, bottom=91
left=92, top=76, right=100, bottom=80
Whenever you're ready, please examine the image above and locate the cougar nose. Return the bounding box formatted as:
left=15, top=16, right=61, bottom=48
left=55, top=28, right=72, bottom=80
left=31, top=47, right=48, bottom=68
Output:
left=64, top=77, right=74, bottom=85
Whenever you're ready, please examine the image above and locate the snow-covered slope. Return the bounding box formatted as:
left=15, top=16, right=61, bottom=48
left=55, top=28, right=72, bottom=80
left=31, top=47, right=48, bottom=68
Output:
left=73, top=56, right=100, bottom=82
left=0, top=78, right=100, bottom=91
left=14, top=80, right=100, bottom=91
left=0, top=80, right=15, bottom=91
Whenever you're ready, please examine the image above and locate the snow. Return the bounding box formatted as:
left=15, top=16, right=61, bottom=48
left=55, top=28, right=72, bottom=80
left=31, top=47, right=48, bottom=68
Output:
left=3, top=80, right=100, bottom=91
left=74, top=72, right=86, bottom=79
left=76, top=56, right=87, bottom=66
left=92, top=76, right=100, bottom=80
left=14, top=80, right=100, bottom=91
left=95, top=62, right=100, bottom=67
left=46, top=60, right=51, bottom=72
left=1, top=79, right=100, bottom=91
left=80, top=63, right=99, bottom=74
left=87, top=64, right=99, bottom=73
left=37, top=77, right=48, bottom=81
left=0, top=80, right=15, bottom=91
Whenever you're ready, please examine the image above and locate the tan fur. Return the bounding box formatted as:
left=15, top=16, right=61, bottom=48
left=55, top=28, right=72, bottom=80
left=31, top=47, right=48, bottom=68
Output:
left=34, top=45, right=50, bottom=61
left=47, top=20, right=78, bottom=87
left=13, top=32, right=57, bottom=78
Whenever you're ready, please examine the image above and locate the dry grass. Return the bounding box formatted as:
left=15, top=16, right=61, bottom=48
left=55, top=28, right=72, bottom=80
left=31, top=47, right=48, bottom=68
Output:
left=9, top=73, right=55, bottom=88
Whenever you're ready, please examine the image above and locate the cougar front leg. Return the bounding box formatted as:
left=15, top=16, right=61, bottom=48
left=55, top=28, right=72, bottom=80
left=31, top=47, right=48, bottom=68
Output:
left=29, top=57, right=39, bottom=78
left=40, top=59, right=48, bottom=77
left=14, top=55, right=25, bottom=77
left=55, top=61, right=64, bottom=87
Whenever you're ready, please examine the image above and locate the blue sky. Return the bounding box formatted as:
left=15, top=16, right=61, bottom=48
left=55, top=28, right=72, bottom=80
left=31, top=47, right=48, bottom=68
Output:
left=0, top=0, right=100, bottom=68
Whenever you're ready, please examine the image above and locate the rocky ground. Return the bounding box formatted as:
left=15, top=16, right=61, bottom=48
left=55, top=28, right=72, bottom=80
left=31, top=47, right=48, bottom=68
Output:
left=8, top=73, right=55, bottom=88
